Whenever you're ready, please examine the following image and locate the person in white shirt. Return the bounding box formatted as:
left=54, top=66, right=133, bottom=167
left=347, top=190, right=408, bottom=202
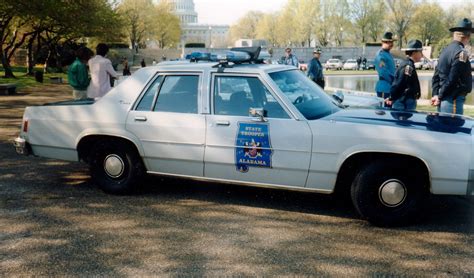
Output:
left=87, top=43, right=118, bottom=99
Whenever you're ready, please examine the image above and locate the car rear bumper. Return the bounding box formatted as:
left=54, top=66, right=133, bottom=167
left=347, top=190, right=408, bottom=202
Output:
left=13, top=137, right=30, bottom=155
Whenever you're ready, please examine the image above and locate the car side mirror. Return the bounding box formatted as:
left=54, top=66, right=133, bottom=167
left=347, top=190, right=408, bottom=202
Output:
left=332, top=91, right=344, bottom=103
left=249, top=107, right=267, bottom=122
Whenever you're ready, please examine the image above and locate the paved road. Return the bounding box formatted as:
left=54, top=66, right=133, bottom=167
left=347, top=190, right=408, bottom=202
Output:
left=1, top=84, right=473, bottom=276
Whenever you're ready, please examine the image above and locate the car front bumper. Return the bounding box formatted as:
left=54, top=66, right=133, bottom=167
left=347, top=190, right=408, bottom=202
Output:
left=13, top=137, right=30, bottom=155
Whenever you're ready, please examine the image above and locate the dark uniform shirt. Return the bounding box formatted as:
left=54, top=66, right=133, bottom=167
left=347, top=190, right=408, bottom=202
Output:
left=432, top=41, right=472, bottom=100
left=307, top=57, right=324, bottom=81
left=390, top=58, right=420, bottom=101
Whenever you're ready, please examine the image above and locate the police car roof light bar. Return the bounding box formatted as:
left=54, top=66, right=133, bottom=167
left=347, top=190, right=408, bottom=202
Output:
left=187, top=52, right=211, bottom=62
left=230, top=46, right=262, bottom=62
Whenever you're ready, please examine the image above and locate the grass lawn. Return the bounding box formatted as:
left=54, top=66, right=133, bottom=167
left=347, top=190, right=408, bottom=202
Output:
left=0, top=68, right=68, bottom=90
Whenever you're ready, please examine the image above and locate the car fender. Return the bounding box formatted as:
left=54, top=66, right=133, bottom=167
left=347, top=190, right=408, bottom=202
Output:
left=336, top=144, right=432, bottom=177
left=75, top=128, right=145, bottom=157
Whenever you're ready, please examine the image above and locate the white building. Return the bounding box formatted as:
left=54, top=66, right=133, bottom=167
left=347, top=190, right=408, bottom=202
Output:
left=159, top=0, right=230, bottom=48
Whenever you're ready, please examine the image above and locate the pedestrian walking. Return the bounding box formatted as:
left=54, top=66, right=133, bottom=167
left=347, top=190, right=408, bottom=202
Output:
left=307, top=48, right=325, bottom=89
left=122, top=57, right=131, bottom=76
left=357, top=56, right=362, bottom=70
left=140, top=58, right=146, bottom=67
left=283, top=48, right=299, bottom=68
left=87, top=43, right=118, bottom=99
left=67, top=47, right=93, bottom=100
left=388, top=40, right=423, bottom=111
left=431, top=18, right=473, bottom=115
left=374, top=32, right=397, bottom=104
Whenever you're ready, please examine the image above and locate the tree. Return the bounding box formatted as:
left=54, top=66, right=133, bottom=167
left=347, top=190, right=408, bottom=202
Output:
left=314, top=0, right=332, bottom=46
left=0, top=0, right=122, bottom=77
left=117, top=0, right=154, bottom=49
left=385, top=0, right=418, bottom=48
left=256, top=12, right=280, bottom=47
left=409, top=1, right=444, bottom=46
left=0, top=0, right=32, bottom=78
left=366, top=0, right=385, bottom=42
left=351, top=0, right=371, bottom=44
left=229, top=11, right=263, bottom=43
left=328, top=0, right=351, bottom=46
left=275, top=5, right=297, bottom=46
left=283, top=0, right=319, bottom=47
left=152, top=1, right=181, bottom=48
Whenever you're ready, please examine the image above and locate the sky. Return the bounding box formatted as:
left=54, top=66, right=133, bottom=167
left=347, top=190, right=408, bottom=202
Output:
left=194, top=0, right=287, bottom=25
left=193, top=0, right=471, bottom=26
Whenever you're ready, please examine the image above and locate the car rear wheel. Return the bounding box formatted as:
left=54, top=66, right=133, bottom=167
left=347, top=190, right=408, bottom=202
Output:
left=350, top=159, right=427, bottom=226
left=89, top=140, right=144, bottom=194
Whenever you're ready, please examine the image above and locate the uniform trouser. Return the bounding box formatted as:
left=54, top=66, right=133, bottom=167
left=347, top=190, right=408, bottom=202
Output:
left=392, top=98, right=417, bottom=111
left=438, top=96, right=465, bottom=115
left=315, top=79, right=325, bottom=89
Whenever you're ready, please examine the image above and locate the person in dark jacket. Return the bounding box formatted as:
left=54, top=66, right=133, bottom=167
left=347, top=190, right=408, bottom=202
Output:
left=122, top=57, right=131, bottom=76
left=431, top=18, right=473, bottom=115
left=307, top=48, right=325, bottom=89
left=388, top=39, right=423, bottom=111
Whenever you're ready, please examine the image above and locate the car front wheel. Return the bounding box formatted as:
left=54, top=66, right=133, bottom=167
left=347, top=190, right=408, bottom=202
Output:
left=89, top=140, right=144, bottom=194
left=350, top=159, right=427, bottom=226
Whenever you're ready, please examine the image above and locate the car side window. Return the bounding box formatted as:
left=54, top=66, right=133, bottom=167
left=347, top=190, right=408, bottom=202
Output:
left=213, top=76, right=289, bottom=119
left=153, top=75, right=199, bottom=113
left=136, top=76, right=163, bottom=111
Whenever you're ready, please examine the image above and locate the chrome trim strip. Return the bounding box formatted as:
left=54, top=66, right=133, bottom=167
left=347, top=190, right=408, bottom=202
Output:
left=140, top=139, right=205, bottom=146
left=205, top=144, right=310, bottom=153
left=146, top=171, right=333, bottom=194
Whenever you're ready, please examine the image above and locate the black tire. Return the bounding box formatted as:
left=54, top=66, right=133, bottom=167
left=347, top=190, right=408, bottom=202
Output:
left=89, top=140, right=144, bottom=195
left=350, top=159, right=428, bottom=226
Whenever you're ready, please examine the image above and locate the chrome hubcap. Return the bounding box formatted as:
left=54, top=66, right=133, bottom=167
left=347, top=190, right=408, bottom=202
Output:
left=378, top=179, right=407, bottom=207
left=103, top=154, right=124, bottom=178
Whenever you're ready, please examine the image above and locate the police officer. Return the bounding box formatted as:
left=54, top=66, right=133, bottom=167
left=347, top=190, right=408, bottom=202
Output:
left=374, top=32, right=397, bottom=103
left=307, top=48, right=325, bottom=89
left=431, top=18, right=473, bottom=115
left=283, top=48, right=299, bottom=68
left=388, top=40, right=423, bottom=111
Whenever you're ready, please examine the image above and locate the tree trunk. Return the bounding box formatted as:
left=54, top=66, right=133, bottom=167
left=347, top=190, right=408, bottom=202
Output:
left=43, top=49, right=52, bottom=73
left=1, top=50, right=15, bottom=78
left=26, top=33, right=37, bottom=76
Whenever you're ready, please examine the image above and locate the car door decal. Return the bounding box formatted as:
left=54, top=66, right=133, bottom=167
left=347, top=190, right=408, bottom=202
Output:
left=235, top=122, right=273, bottom=173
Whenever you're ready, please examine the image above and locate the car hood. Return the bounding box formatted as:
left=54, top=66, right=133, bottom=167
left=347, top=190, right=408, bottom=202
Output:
left=324, top=108, right=473, bottom=135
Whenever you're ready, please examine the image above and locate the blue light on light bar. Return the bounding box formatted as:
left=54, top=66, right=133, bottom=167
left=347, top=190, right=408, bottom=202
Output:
left=210, top=51, right=251, bottom=62
left=185, top=47, right=268, bottom=64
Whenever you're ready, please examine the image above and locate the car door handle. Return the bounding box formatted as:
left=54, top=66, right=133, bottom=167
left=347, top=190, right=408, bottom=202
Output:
left=216, top=120, right=230, bottom=126
left=134, top=116, right=147, bottom=122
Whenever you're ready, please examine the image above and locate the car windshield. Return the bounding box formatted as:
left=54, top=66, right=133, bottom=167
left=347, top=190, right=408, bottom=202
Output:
left=268, top=70, right=341, bottom=120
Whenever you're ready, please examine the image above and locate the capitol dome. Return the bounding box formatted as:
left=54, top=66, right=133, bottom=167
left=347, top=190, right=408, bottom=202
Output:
left=165, top=0, right=198, bottom=24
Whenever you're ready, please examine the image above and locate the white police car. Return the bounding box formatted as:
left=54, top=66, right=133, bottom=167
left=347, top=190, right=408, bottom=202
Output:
left=14, top=47, right=474, bottom=226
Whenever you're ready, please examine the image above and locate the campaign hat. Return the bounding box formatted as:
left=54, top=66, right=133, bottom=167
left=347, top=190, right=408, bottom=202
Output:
left=401, top=39, right=423, bottom=51
left=381, top=32, right=397, bottom=42
left=313, top=47, right=322, bottom=54
left=449, top=18, right=474, bottom=32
